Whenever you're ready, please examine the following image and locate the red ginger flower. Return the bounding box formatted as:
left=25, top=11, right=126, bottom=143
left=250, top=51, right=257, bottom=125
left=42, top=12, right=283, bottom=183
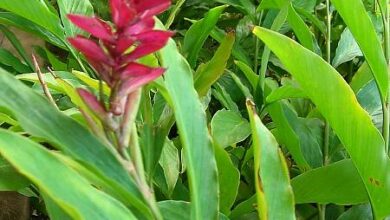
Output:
left=67, top=0, right=172, bottom=116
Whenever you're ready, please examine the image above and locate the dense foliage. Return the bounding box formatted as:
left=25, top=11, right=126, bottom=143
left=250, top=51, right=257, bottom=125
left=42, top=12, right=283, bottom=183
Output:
left=0, top=0, right=389, bottom=219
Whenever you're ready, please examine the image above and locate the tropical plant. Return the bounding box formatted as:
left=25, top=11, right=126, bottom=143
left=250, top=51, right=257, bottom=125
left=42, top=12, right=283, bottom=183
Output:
left=0, top=0, right=389, bottom=219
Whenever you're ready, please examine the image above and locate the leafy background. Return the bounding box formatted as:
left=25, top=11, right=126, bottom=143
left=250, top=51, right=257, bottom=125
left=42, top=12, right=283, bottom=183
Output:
left=0, top=0, right=389, bottom=219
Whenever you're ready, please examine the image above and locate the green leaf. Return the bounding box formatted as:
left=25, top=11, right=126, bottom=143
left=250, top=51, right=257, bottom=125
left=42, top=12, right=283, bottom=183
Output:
left=194, top=32, right=235, bottom=96
left=266, top=83, right=307, bottom=103
left=331, top=0, right=388, bottom=101
left=259, top=1, right=315, bottom=51
left=0, top=25, right=33, bottom=70
left=0, top=48, right=30, bottom=73
left=337, top=204, right=373, bottom=220
left=266, top=101, right=312, bottom=170
left=215, top=0, right=256, bottom=17
left=211, top=109, right=251, bottom=148
left=0, top=69, right=150, bottom=216
left=234, top=60, right=257, bottom=90
left=57, top=0, right=94, bottom=37
left=211, top=28, right=253, bottom=67
left=214, top=142, right=240, bottom=214
left=292, top=159, right=368, bottom=205
left=0, top=0, right=63, bottom=39
left=0, top=130, right=136, bottom=219
left=158, top=26, right=219, bottom=219
left=332, top=28, right=362, bottom=67
left=0, top=12, right=65, bottom=48
left=183, top=5, right=227, bottom=67
left=159, top=139, right=180, bottom=196
left=246, top=100, right=295, bottom=220
left=158, top=201, right=229, bottom=220
left=356, top=80, right=383, bottom=131
left=0, top=157, right=30, bottom=191
left=253, top=26, right=390, bottom=219
left=229, top=195, right=257, bottom=219
left=286, top=4, right=315, bottom=51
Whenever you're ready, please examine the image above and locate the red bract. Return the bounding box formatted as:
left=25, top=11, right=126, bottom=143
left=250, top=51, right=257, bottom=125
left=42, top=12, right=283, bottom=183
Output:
left=67, top=0, right=172, bottom=116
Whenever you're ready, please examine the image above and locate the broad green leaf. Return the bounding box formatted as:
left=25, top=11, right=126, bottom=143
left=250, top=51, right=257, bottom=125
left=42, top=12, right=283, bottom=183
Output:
left=266, top=83, right=307, bottom=103
left=183, top=5, right=227, bottom=67
left=286, top=4, right=315, bottom=51
left=247, top=100, right=295, bottom=220
left=337, top=204, right=373, bottom=220
left=43, top=193, right=73, bottom=220
left=267, top=101, right=312, bottom=170
left=159, top=28, right=219, bottom=219
left=194, top=32, right=235, bottom=96
left=214, top=142, right=240, bottom=215
left=158, top=201, right=229, bottom=220
left=0, top=130, right=136, bottom=219
left=0, top=157, right=30, bottom=191
left=211, top=109, right=251, bottom=148
left=253, top=27, right=390, bottom=219
left=0, top=0, right=63, bottom=39
left=292, top=159, right=368, bottom=205
left=229, top=195, right=256, bottom=219
left=332, top=28, right=362, bottom=67
left=0, top=69, right=150, bottom=216
left=331, top=0, right=388, bottom=101
left=57, top=0, right=94, bottom=37
left=259, top=1, right=315, bottom=51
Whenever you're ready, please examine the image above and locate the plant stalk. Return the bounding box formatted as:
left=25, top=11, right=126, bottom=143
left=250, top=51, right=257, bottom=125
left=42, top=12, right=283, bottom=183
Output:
left=378, top=0, right=390, bottom=153
left=323, top=0, right=332, bottom=166
left=321, top=0, right=332, bottom=218
left=385, top=0, right=390, bottom=153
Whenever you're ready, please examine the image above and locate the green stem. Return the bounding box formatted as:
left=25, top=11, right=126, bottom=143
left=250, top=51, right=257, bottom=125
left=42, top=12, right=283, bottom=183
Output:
left=385, top=0, right=390, bottom=154
left=323, top=0, right=332, bottom=166
left=254, top=11, right=264, bottom=75
left=318, top=204, right=326, bottom=220
left=378, top=0, right=390, bottom=153
left=130, top=124, right=163, bottom=220
left=321, top=1, right=332, bottom=218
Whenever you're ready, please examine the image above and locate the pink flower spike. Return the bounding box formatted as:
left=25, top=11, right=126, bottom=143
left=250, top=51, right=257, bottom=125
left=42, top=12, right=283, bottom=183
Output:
left=77, top=88, right=107, bottom=120
left=123, top=17, right=155, bottom=36
left=118, top=67, right=165, bottom=98
left=135, top=0, right=171, bottom=18
left=110, top=0, right=137, bottom=29
left=119, top=62, right=155, bottom=79
left=115, top=36, right=136, bottom=55
left=68, top=37, right=114, bottom=66
left=123, top=31, right=173, bottom=62
left=68, top=14, right=114, bottom=42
